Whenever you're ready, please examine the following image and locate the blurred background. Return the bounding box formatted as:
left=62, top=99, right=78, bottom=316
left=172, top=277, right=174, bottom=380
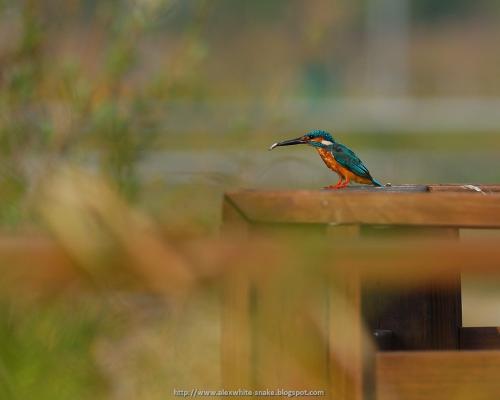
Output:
left=0, top=0, right=500, bottom=398
left=1, top=0, right=500, bottom=229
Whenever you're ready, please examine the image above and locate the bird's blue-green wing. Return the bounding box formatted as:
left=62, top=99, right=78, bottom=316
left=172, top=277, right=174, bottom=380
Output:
left=330, top=143, right=372, bottom=179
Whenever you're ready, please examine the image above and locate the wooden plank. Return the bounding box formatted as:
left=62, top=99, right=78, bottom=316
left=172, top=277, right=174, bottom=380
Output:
left=330, top=239, right=500, bottom=284
left=226, top=190, right=500, bottom=228
left=377, top=351, right=500, bottom=400
left=0, top=235, right=77, bottom=295
left=461, top=327, right=500, bottom=350
left=320, top=185, right=428, bottom=192
left=3, top=235, right=500, bottom=290
left=428, top=184, right=500, bottom=193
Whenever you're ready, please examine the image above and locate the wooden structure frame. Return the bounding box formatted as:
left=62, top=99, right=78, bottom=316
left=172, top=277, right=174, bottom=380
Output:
left=221, top=185, right=500, bottom=400
left=1, top=184, right=500, bottom=399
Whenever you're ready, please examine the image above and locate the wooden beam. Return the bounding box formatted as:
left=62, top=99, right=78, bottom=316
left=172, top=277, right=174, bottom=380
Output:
left=3, top=234, right=500, bottom=290
left=0, top=235, right=78, bottom=295
left=377, top=351, right=500, bottom=400
left=226, top=190, right=500, bottom=228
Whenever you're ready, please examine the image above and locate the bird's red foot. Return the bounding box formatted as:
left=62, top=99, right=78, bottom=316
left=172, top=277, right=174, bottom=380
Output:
left=338, top=178, right=350, bottom=188
left=323, top=181, right=345, bottom=189
left=323, top=184, right=341, bottom=190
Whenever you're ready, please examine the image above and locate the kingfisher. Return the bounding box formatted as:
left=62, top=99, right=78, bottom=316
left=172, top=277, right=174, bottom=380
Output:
left=269, top=130, right=383, bottom=189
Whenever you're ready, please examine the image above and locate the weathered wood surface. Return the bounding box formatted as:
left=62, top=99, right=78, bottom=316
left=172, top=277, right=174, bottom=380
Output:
left=377, top=351, right=500, bottom=400
left=428, top=184, right=500, bottom=193
left=225, top=189, right=500, bottom=227
left=320, top=185, right=428, bottom=192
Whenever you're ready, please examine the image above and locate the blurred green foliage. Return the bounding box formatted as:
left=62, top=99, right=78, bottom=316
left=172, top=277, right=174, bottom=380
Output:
left=0, top=1, right=177, bottom=395
left=0, top=0, right=164, bottom=223
left=0, top=297, right=106, bottom=400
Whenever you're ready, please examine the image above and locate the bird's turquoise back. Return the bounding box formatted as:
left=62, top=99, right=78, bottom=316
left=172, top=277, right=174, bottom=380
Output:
left=329, top=142, right=382, bottom=186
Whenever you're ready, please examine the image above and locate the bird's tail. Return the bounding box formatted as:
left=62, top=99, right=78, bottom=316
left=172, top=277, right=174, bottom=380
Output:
left=371, top=178, right=383, bottom=187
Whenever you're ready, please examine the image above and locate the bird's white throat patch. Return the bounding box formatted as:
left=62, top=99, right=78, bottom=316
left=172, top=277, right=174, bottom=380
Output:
left=321, top=140, right=333, bottom=146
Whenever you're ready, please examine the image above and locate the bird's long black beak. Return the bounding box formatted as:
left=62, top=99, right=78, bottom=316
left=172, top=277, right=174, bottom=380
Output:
left=269, top=137, right=307, bottom=150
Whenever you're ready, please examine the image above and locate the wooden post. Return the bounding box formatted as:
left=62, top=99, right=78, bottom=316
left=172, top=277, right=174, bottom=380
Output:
left=220, top=196, right=253, bottom=389
left=327, top=270, right=365, bottom=400
left=221, top=187, right=500, bottom=399
left=326, top=225, right=366, bottom=400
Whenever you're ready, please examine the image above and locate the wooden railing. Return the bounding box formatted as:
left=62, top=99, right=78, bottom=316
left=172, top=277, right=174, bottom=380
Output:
left=221, top=185, right=500, bottom=400
left=1, top=184, right=500, bottom=399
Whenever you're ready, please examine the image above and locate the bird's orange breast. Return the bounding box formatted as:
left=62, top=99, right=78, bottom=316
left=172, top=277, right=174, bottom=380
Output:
left=317, top=148, right=342, bottom=173
left=316, top=148, right=372, bottom=184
